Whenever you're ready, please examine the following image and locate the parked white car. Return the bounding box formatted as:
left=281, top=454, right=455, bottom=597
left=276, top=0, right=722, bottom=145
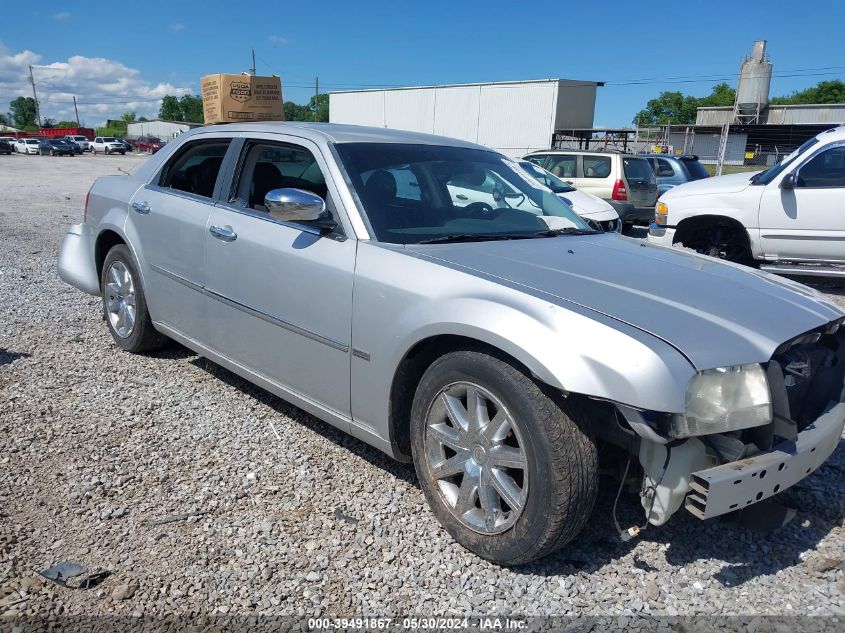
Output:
left=63, top=135, right=91, bottom=152
left=91, top=136, right=126, bottom=155
left=518, top=160, right=621, bottom=232
left=15, top=138, right=41, bottom=154
left=648, top=126, right=845, bottom=276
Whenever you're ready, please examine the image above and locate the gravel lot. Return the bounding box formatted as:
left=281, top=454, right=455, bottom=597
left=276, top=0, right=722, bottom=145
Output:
left=1, top=154, right=844, bottom=622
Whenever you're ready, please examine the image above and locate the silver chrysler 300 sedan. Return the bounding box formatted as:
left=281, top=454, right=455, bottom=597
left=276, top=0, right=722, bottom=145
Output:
left=58, top=122, right=845, bottom=564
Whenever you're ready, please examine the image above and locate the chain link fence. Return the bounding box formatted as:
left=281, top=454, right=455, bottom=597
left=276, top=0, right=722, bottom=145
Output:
left=552, top=124, right=815, bottom=174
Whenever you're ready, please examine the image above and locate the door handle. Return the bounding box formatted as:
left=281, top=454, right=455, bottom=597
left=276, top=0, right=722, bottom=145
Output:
left=456, top=194, right=468, bottom=200
left=209, top=225, right=237, bottom=242
left=131, top=201, right=150, bottom=214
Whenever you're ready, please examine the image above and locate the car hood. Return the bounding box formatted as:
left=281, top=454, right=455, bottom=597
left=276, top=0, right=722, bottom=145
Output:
left=557, top=190, right=617, bottom=220
left=661, top=171, right=761, bottom=199
left=408, top=236, right=843, bottom=370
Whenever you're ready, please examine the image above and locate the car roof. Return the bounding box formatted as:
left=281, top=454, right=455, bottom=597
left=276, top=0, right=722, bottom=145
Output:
left=179, top=121, right=492, bottom=151
left=524, top=149, right=640, bottom=157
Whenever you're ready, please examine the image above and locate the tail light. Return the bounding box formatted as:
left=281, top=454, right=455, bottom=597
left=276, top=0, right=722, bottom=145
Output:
left=83, top=186, right=92, bottom=222
left=611, top=179, right=627, bottom=201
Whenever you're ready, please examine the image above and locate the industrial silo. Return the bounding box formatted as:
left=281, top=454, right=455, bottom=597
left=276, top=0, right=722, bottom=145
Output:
left=736, top=40, right=773, bottom=124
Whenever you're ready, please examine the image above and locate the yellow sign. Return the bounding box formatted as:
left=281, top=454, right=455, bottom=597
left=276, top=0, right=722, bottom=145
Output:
left=745, top=151, right=755, bottom=159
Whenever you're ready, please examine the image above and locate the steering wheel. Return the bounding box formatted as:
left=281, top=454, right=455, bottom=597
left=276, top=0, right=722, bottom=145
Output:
left=463, top=201, right=496, bottom=218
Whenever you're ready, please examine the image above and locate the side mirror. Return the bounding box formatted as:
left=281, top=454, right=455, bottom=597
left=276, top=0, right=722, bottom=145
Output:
left=265, top=188, right=336, bottom=230
left=780, top=173, right=796, bottom=190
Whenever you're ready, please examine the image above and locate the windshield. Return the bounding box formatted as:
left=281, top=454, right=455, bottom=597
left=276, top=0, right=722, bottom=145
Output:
left=518, top=160, right=575, bottom=192
left=752, top=137, right=819, bottom=185
left=103, top=137, right=117, bottom=142
left=335, top=143, right=590, bottom=245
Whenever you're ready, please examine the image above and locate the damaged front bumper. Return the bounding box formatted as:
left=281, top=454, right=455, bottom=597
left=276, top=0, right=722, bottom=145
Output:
left=685, top=401, right=845, bottom=519
left=57, top=223, right=100, bottom=295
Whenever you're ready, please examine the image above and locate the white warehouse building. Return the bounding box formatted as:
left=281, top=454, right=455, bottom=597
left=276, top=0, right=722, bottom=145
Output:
left=126, top=119, right=202, bottom=141
left=329, top=79, right=600, bottom=157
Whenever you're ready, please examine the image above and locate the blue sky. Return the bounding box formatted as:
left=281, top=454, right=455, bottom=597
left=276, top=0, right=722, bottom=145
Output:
left=2, top=0, right=844, bottom=127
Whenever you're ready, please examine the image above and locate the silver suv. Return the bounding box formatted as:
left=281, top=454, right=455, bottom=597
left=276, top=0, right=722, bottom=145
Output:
left=524, top=150, right=658, bottom=227
left=57, top=123, right=845, bottom=564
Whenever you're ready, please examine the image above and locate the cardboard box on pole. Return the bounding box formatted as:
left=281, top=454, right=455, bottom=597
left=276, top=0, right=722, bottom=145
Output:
left=201, top=74, right=284, bottom=124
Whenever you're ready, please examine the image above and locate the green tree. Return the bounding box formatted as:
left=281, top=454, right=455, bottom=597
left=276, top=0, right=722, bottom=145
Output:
left=10, top=96, right=38, bottom=129
left=283, top=94, right=329, bottom=122
left=0, top=113, right=8, bottom=126
left=41, top=117, right=57, bottom=128
left=121, top=112, right=137, bottom=124
left=159, top=95, right=182, bottom=121
left=55, top=120, right=80, bottom=128
left=699, top=82, right=736, bottom=107
left=770, top=80, right=845, bottom=105
left=138, top=116, right=149, bottom=122
left=178, top=95, right=204, bottom=123
left=633, top=91, right=700, bottom=125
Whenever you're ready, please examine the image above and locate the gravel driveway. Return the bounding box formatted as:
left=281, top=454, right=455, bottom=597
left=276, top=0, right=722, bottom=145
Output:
left=1, top=155, right=844, bottom=622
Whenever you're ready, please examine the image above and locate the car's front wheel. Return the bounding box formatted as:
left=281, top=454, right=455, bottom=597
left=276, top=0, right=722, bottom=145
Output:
left=411, top=349, right=598, bottom=565
left=101, top=245, right=168, bottom=353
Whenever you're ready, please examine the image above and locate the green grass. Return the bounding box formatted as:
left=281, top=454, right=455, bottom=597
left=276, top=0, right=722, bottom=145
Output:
left=702, top=164, right=764, bottom=176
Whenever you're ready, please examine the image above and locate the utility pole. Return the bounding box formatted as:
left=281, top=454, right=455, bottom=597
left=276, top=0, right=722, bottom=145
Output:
left=250, top=48, right=256, bottom=76
left=72, top=96, right=80, bottom=127
left=28, top=65, right=42, bottom=127
left=314, top=76, right=319, bottom=122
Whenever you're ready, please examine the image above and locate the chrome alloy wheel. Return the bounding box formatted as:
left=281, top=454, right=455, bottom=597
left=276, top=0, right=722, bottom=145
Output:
left=105, top=261, right=136, bottom=338
left=423, top=382, right=529, bottom=535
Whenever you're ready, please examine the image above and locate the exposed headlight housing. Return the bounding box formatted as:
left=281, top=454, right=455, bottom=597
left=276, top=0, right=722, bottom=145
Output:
left=655, top=201, right=668, bottom=225
left=671, top=364, right=772, bottom=438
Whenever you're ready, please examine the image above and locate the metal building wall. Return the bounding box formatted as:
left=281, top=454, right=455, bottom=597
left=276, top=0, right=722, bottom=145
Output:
left=329, top=80, right=597, bottom=157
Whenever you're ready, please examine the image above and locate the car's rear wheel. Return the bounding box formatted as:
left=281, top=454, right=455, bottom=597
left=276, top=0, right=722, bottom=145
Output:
left=101, top=245, right=168, bottom=353
left=411, top=349, right=598, bottom=565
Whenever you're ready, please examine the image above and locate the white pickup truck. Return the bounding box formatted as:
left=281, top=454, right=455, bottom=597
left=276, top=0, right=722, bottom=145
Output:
left=648, top=126, right=845, bottom=276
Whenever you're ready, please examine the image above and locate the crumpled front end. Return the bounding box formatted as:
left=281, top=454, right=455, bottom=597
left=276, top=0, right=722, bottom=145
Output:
left=636, top=324, right=845, bottom=525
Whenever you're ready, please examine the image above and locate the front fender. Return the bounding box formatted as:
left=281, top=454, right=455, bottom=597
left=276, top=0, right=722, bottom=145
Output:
left=349, top=243, right=695, bottom=452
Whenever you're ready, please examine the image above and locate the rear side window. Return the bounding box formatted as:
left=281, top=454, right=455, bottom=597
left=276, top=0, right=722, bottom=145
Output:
left=583, top=156, right=611, bottom=179
left=622, top=157, right=655, bottom=183
left=654, top=159, right=676, bottom=177
left=160, top=140, right=231, bottom=198
left=546, top=155, right=577, bottom=178
left=680, top=158, right=709, bottom=180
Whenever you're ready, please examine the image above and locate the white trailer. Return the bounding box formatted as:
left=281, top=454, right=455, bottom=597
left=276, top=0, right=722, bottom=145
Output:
left=329, top=79, right=599, bottom=157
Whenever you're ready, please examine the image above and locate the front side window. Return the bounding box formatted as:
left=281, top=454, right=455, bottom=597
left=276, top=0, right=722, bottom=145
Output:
left=752, top=137, right=819, bottom=186
left=160, top=140, right=230, bottom=198
left=335, top=143, right=589, bottom=244
left=797, top=145, right=845, bottom=188
left=583, top=156, right=611, bottom=179
left=229, top=142, right=329, bottom=213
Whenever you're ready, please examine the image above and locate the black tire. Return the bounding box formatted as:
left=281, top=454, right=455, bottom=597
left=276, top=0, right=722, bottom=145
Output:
left=680, top=222, right=755, bottom=266
left=410, top=349, right=598, bottom=565
left=100, top=244, right=168, bottom=353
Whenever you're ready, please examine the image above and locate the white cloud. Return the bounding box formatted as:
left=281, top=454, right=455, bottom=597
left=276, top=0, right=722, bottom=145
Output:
left=268, top=35, right=289, bottom=45
left=53, top=11, right=71, bottom=21
left=0, top=43, right=193, bottom=126
left=168, top=23, right=185, bottom=32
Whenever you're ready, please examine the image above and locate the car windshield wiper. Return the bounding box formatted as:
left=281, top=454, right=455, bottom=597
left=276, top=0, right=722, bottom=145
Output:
left=533, top=227, right=601, bottom=237
left=417, top=233, right=544, bottom=244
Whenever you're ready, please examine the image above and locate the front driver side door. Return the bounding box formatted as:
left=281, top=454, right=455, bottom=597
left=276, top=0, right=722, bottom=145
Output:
left=759, top=142, right=845, bottom=262
left=203, top=136, right=356, bottom=421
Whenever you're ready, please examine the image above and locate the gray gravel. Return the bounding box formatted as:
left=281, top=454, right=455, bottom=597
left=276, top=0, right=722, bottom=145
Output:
left=1, top=154, right=844, bottom=619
